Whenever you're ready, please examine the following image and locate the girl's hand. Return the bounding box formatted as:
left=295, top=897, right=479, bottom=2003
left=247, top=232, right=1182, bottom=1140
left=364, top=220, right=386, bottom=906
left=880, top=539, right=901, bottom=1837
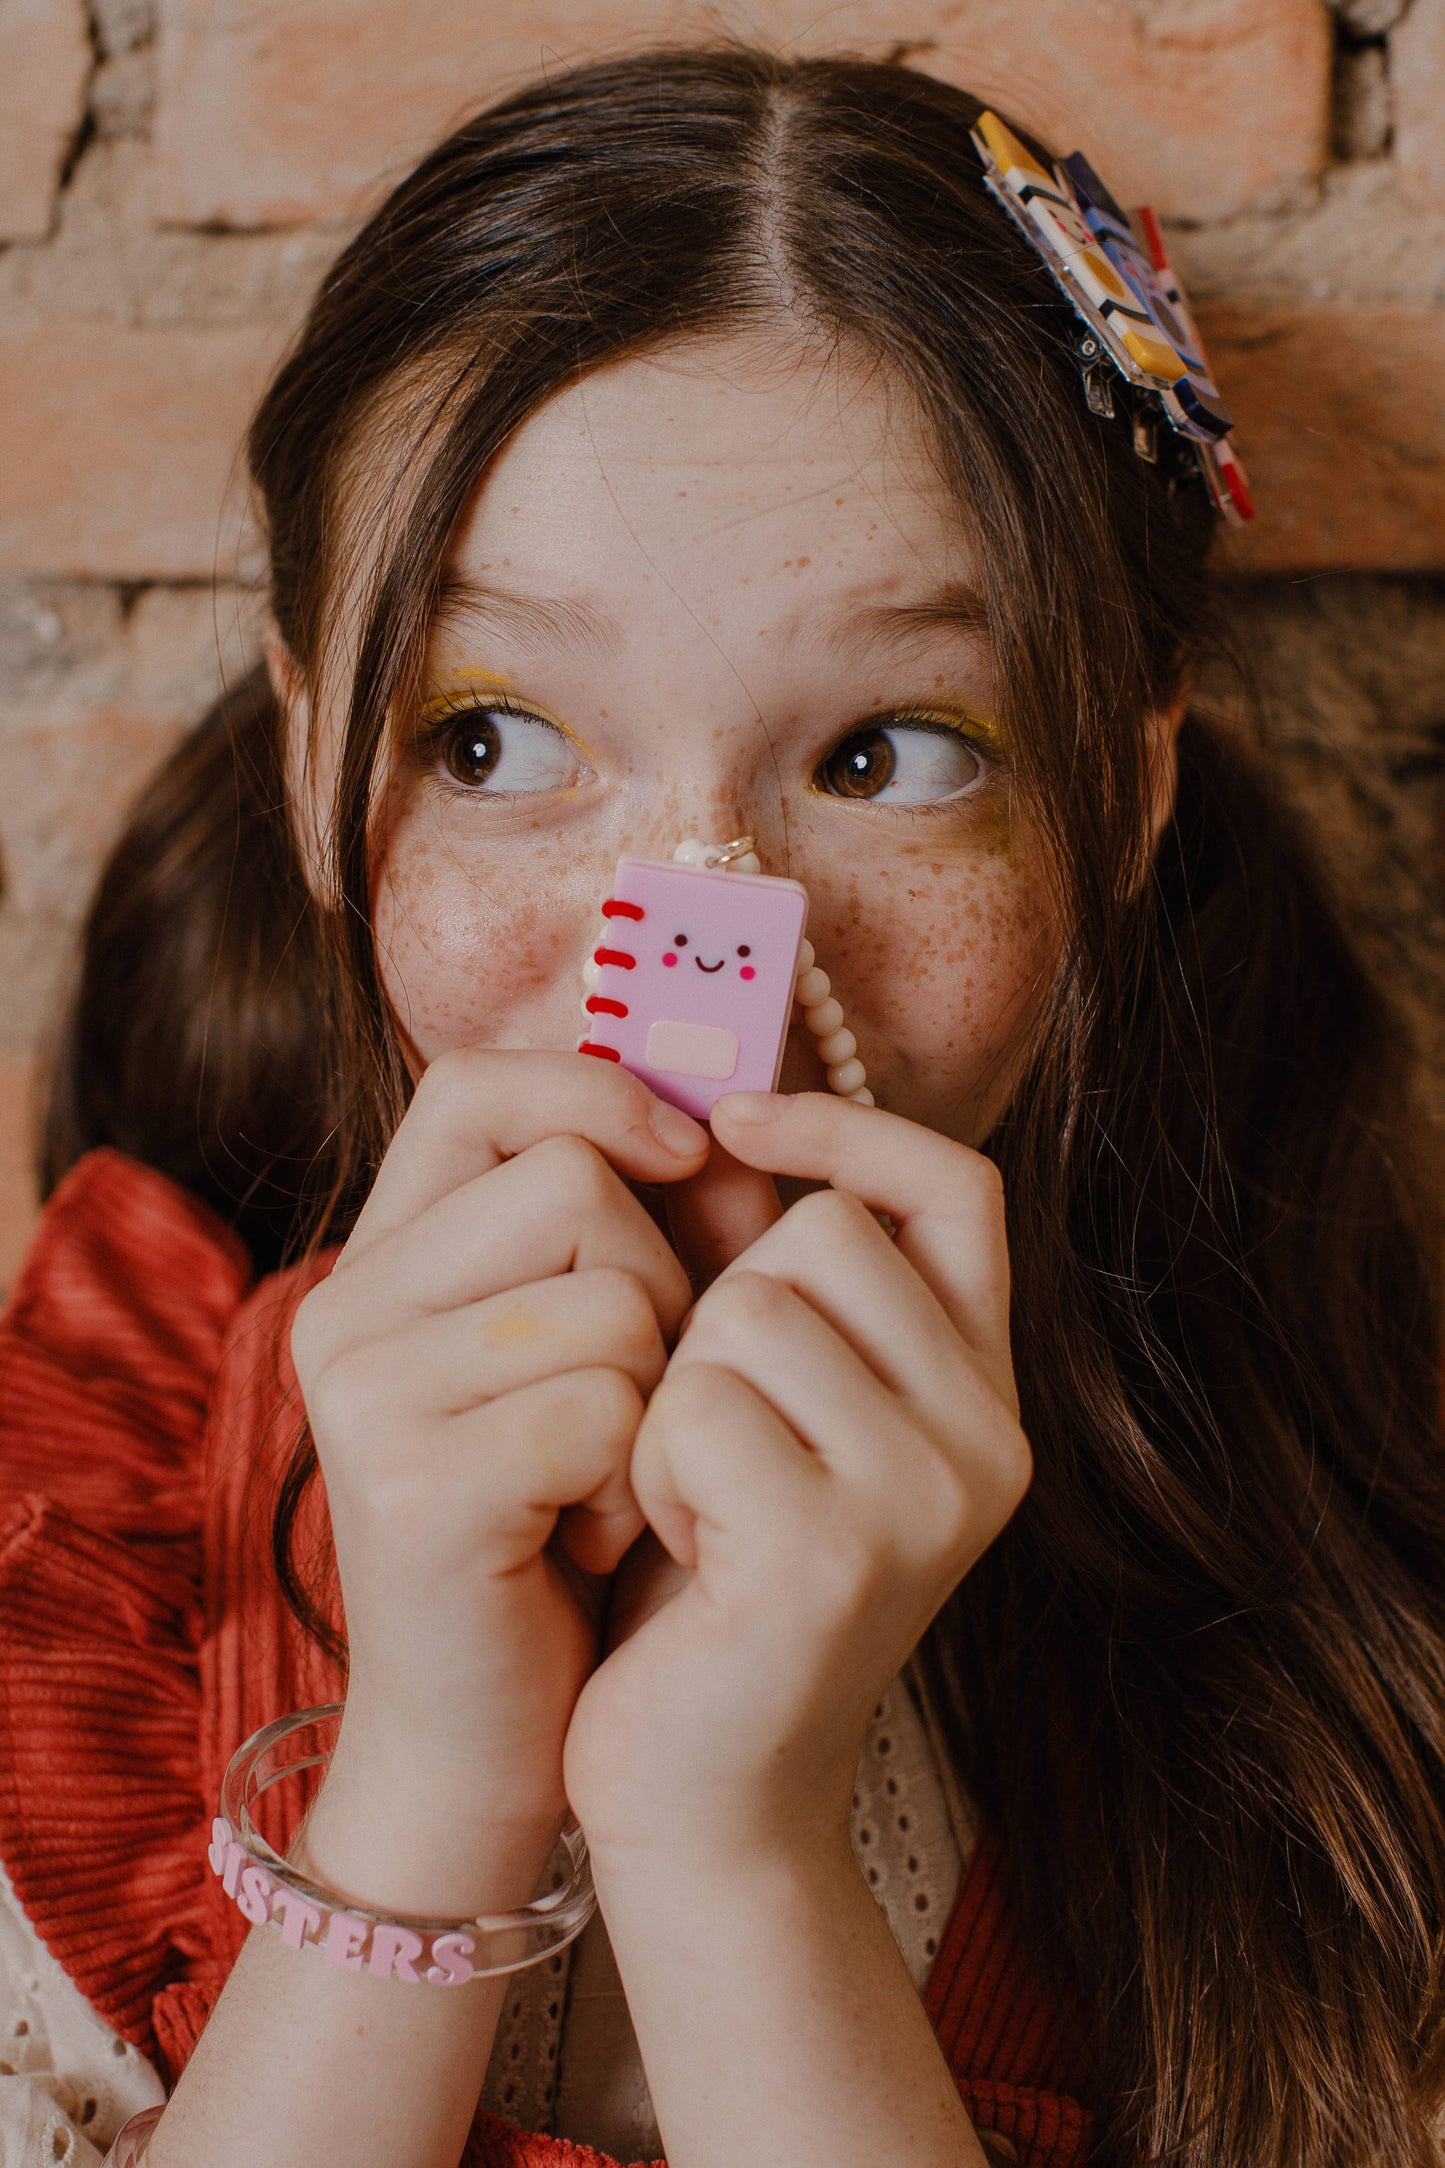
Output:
left=288, top=1050, right=706, bottom=1891
left=563, top=1090, right=1030, bottom=1867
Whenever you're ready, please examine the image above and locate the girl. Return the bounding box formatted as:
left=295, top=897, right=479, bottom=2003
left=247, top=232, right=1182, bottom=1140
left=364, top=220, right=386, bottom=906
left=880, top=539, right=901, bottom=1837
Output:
left=1, top=45, right=1441, bottom=2168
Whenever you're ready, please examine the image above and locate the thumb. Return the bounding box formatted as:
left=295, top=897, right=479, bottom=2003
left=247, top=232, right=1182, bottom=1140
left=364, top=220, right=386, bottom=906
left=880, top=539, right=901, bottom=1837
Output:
left=665, top=1129, right=783, bottom=1294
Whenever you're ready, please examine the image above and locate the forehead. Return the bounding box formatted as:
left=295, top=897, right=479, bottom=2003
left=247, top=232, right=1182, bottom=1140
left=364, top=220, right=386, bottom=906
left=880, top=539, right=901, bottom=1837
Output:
left=442, top=333, right=978, bottom=645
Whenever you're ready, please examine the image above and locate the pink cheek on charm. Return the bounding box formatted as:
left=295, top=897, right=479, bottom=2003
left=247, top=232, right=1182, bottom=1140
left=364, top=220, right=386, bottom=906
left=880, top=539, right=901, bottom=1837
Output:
left=662, top=952, right=678, bottom=968
left=739, top=965, right=756, bottom=980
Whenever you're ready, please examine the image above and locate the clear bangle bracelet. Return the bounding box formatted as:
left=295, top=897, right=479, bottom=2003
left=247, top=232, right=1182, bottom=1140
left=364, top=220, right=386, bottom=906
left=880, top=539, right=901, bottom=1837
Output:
left=211, top=1703, right=596, bottom=1983
left=101, top=2105, right=162, bottom=2166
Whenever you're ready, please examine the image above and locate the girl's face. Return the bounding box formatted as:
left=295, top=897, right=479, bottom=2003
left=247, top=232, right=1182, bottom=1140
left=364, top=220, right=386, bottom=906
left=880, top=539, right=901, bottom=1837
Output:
left=367, top=334, right=1063, bottom=1146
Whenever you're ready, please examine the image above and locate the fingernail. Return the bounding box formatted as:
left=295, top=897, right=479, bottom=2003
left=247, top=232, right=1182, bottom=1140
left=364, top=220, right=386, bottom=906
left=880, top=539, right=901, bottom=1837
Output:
left=713, top=1092, right=786, bottom=1125
left=649, top=1097, right=708, bottom=1157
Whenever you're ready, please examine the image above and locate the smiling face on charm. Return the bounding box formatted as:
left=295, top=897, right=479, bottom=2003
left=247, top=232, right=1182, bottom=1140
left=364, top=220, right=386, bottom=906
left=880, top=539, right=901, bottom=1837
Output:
left=340, top=330, right=1071, bottom=1148
left=664, top=934, right=750, bottom=976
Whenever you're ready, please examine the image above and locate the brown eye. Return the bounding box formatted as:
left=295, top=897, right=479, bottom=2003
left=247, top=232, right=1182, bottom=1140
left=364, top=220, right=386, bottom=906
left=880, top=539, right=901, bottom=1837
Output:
left=443, top=712, right=502, bottom=786
left=821, top=727, right=895, bottom=800
left=428, top=702, right=589, bottom=796
left=817, top=720, right=984, bottom=806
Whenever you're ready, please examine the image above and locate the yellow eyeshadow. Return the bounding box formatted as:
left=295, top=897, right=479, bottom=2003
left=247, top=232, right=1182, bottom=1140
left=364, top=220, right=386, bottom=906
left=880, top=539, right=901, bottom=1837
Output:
left=417, top=668, right=518, bottom=724
left=898, top=703, right=1006, bottom=758
left=416, top=671, right=599, bottom=766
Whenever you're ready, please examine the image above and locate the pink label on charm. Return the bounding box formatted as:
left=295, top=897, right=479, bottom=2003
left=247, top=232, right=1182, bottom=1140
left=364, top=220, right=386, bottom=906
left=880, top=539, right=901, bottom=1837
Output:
left=644, top=1018, right=739, bottom=1079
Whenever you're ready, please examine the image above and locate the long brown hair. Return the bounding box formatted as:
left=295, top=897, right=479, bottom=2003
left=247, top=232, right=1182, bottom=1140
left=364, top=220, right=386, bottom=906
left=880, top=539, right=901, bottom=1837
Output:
left=43, top=48, right=1445, bottom=2166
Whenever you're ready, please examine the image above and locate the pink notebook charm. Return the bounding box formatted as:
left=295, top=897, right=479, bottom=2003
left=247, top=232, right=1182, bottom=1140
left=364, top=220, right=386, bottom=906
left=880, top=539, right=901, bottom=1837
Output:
left=580, top=856, right=809, bottom=1117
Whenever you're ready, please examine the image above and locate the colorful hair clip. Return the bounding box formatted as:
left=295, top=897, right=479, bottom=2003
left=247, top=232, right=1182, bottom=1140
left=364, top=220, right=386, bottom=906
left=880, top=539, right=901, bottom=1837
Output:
left=971, top=111, right=1255, bottom=523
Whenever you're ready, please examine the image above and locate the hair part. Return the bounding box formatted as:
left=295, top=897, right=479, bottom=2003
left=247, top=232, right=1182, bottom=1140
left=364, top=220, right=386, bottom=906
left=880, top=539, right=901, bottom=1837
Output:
left=43, top=46, right=1445, bottom=2166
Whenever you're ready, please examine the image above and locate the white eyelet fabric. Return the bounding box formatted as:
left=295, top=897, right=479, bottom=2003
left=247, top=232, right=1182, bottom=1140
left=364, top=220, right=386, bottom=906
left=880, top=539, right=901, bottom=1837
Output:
left=848, top=1665, right=973, bottom=1991
left=0, top=1857, right=164, bottom=2167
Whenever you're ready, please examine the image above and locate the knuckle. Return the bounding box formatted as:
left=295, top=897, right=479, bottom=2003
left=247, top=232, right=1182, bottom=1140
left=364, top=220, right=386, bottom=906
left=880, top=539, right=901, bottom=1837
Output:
left=685, top=1271, right=782, bottom=1357
left=960, top=1147, right=1007, bottom=1216
left=305, top=1341, right=392, bottom=1445
left=789, top=1186, right=876, bottom=1253
left=289, top=1282, right=331, bottom=1377
left=992, top=1421, right=1034, bottom=1512
left=653, top=1254, right=695, bottom=1336
left=570, top=1363, right=645, bottom=1443
left=916, top=1455, right=976, bottom=1556
left=533, top=1131, right=615, bottom=1210
left=590, top=1267, right=662, bottom=1364
left=653, top=1356, right=738, bottom=1420
left=413, top=1044, right=477, bottom=1120
left=714, top=1267, right=780, bottom=1326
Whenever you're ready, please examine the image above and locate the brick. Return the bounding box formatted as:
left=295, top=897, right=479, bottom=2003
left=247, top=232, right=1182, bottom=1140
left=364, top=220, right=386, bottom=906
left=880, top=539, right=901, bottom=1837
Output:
left=1393, top=0, right=1445, bottom=188
left=0, top=580, right=259, bottom=908
left=0, top=141, right=344, bottom=334
left=1200, top=303, right=1445, bottom=572
left=0, top=0, right=92, bottom=242
left=153, top=0, right=1328, bottom=231
left=0, top=1050, right=40, bottom=1295
left=0, top=580, right=260, bottom=1075
left=0, top=710, right=180, bottom=923
left=123, top=584, right=263, bottom=724
left=1165, top=167, right=1445, bottom=308
left=0, top=580, right=127, bottom=719
left=0, top=325, right=278, bottom=578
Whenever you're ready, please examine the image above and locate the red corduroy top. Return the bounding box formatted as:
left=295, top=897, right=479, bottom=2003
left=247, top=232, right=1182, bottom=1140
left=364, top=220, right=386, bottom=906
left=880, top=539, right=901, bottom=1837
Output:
left=0, top=1150, right=1093, bottom=2168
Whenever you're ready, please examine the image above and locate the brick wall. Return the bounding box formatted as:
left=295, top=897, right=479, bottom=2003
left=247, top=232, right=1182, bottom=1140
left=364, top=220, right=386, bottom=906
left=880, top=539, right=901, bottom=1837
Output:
left=1, top=0, right=1441, bottom=1281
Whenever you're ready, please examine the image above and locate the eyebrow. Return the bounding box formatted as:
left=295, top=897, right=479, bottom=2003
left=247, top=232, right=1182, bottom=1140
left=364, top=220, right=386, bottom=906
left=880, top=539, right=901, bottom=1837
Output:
left=838, top=583, right=992, bottom=653
left=434, top=574, right=992, bottom=657
left=434, top=575, right=620, bottom=657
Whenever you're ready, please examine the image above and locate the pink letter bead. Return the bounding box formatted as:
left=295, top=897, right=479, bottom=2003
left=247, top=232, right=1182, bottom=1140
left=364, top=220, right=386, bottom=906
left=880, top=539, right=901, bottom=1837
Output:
left=271, top=1889, right=323, bottom=1949
left=237, top=1864, right=274, bottom=1926
left=221, top=1841, right=246, bottom=1900
left=425, top=1933, right=477, bottom=1986
left=207, top=1816, right=233, bottom=1876
left=368, top=1924, right=425, bottom=1981
left=321, top=1911, right=370, bottom=1971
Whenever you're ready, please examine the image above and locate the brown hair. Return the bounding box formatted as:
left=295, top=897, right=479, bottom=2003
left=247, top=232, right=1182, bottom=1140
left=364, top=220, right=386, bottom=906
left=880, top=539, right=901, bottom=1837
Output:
left=43, top=48, right=1445, bottom=2166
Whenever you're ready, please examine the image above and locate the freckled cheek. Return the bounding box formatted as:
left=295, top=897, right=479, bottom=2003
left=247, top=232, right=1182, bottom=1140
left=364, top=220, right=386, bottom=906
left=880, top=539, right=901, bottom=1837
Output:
left=822, top=865, right=1057, bottom=1099
left=370, top=816, right=586, bottom=1063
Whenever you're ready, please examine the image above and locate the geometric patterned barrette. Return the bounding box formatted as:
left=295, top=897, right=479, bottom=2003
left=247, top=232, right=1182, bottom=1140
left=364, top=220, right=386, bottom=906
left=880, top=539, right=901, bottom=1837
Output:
left=971, top=110, right=1255, bottom=524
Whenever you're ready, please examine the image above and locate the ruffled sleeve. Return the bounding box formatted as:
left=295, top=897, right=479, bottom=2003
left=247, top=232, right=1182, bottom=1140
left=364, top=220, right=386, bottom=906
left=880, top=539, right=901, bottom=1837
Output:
left=923, top=1826, right=1092, bottom=2167
left=0, top=1151, right=252, bottom=2063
